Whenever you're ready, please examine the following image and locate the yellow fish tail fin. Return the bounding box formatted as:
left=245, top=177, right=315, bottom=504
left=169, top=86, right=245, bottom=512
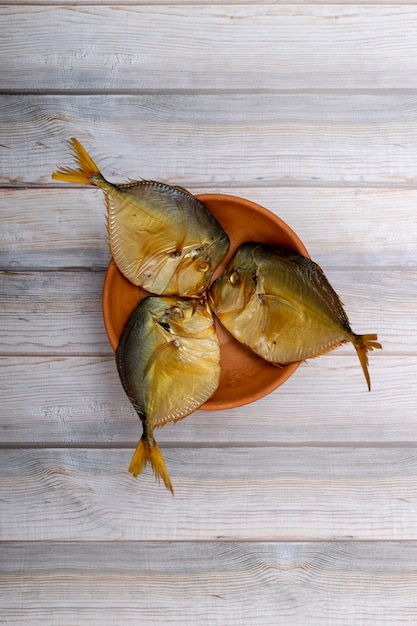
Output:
left=129, top=436, right=174, bottom=494
left=353, top=333, right=382, bottom=391
left=52, top=137, right=101, bottom=185
left=128, top=437, right=148, bottom=478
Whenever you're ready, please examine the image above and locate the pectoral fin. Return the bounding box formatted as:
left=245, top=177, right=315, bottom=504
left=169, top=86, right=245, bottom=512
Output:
left=257, top=292, right=305, bottom=333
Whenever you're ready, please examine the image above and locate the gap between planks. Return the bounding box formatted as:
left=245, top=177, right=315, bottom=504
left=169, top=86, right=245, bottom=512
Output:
left=6, top=88, right=417, bottom=96
left=2, top=442, right=417, bottom=450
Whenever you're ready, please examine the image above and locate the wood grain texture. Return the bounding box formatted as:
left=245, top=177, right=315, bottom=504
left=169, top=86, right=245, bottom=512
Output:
left=1, top=3, right=417, bottom=624
left=0, top=271, right=108, bottom=354
left=1, top=446, right=417, bottom=541
left=3, top=94, right=417, bottom=186
left=1, top=186, right=416, bottom=269
left=2, top=541, right=417, bottom=626
left=0, top=355, right=415, bottom=445
left=2, top=6, right=417, bottom=91
left=6, top=0, right=417, bottom=5
left=0, top=269, right=413, bottom=355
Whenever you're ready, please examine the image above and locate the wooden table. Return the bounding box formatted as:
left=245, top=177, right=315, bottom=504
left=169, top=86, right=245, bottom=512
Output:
left=1, top=3, right=417, bottom=624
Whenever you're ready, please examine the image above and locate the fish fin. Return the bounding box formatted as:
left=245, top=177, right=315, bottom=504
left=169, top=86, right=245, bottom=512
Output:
left=171, top=184, right=193, bottom=195
left=129, top=436, right=174, bottom=494
left=353, top=333, right=382, bottom=391
left=258, top=292, right=306, bottom=332
left=143, top=336, right=177, bottom=378
left=52, top=137, right=101, bottom=185
left=259, top=292, right=301, bottom=313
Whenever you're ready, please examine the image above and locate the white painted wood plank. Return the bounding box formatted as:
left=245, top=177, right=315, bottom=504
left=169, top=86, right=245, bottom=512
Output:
left=1, top=186, right=416, bottom=269
left=3, top=94, right=417, bottom=187
left=2, top=6, right=417, bottom=90
left=0, top=271, right=108, bottom=355
left=0, top=4, right=415, bottom=623
left=0, top=188, right=109, bottom=270
left=0, top=269, right=413, bottom=355
left=1, top=446, right=417, bottom=540
left=6, top=0, right=417, bottom=5
left=0, top=355, right=415, bottom=445
left=1, top=541, right=417, bottom=626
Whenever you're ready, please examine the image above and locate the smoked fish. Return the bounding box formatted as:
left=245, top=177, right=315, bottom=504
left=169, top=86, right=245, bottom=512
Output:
left=116, top=295, right=221, bottom=493
left=52, top=138, right=229, bottom=296
left=209, top=242, right=381, bottom=390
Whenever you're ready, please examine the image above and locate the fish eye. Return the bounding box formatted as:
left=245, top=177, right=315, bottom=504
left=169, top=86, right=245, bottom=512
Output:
left=197, top=261, right=210, bottom=272
left=168, top=306, right=184, bottom=320
left=228, top=270, right=241, bottom=286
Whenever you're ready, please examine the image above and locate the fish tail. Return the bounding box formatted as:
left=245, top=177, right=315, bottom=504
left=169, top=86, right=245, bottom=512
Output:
left=129, top=435, right=174, bottom=494
left=52, top=137, right=103, bottom=185
left=353, top=333, right=382, bottom=391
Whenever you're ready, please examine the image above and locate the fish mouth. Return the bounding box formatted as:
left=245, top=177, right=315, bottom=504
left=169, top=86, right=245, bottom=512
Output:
left=206, top=289, right=217, bottom=312
left=208, top=277, right=250, bottom=316
left=191, top=296, right=213, bottom=320
left=181, top=281, right=208, bottom=298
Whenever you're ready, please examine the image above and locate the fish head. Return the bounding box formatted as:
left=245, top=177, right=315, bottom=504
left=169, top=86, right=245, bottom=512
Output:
left=208, top=244, right=258, bottom=317
left=133, top=245, right=214, bottom=297
left=173, top=242, right=227, bottom=297
left=152, top=296, right=215, bottom=340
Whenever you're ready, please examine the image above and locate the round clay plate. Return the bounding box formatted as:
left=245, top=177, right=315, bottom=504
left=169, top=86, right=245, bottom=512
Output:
left=102, top=194, right=309, bottom=410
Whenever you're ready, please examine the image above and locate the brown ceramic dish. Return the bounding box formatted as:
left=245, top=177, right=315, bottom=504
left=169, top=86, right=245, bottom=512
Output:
left=102, top=194, right=309, bottom=410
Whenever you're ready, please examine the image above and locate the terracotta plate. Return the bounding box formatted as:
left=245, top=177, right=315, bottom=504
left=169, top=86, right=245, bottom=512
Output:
left=102, top=194, right=309, bottom=410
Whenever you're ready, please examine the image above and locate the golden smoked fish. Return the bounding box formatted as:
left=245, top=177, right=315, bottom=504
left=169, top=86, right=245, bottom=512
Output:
left=116, top=296, right=221, bottom=493
left=52, top=138, right=229, bottom=296
left=209, top=242, right=381, bottom=390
